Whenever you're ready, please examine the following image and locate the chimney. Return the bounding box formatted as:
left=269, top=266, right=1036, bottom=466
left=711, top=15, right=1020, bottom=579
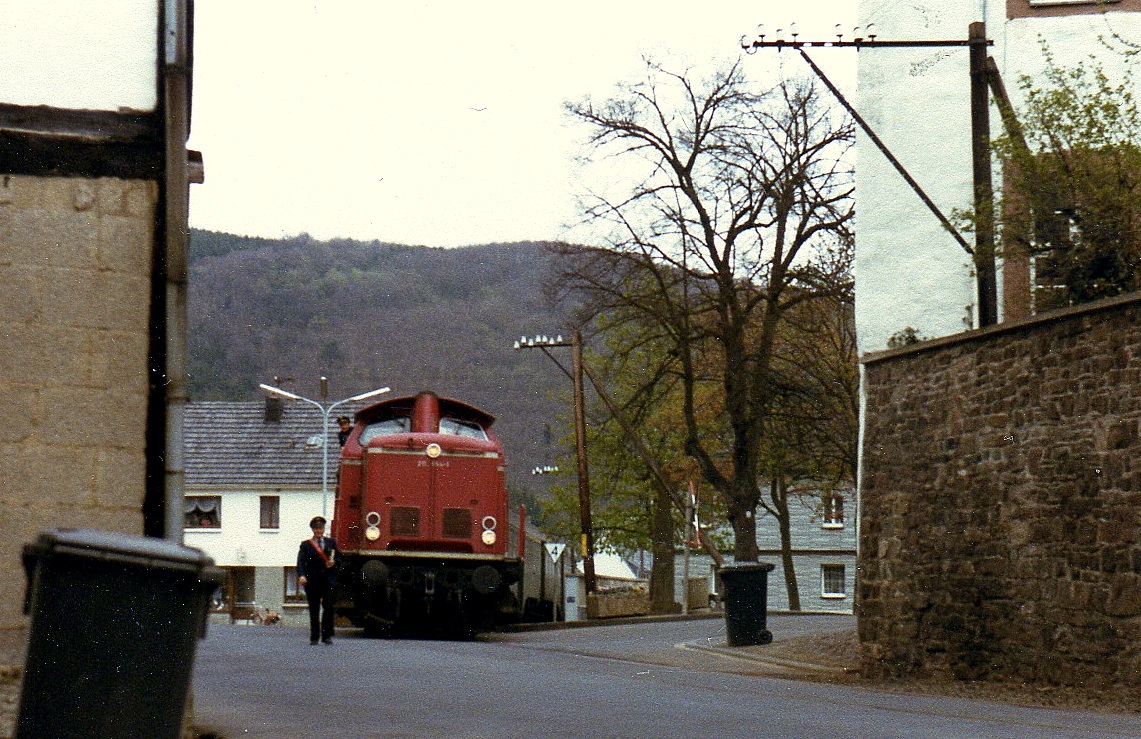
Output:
left=265, top=395, right=284, bottom=423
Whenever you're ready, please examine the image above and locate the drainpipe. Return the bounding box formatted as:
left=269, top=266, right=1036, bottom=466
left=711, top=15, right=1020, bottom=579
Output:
left=162, top=0, right=191, bottom=542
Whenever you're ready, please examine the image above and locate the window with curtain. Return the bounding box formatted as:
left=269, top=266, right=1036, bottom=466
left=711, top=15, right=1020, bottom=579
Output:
left=822, top=564, right=846, bottom=598
left=184, top=495, right=221, bottom=529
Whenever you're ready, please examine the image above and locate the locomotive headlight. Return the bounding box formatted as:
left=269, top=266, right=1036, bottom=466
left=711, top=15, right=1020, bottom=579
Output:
left=365, top=511, right=382, bottom=540
left=481, top=516, right=497, bottom=545
left=426, top=443, right=442, bottom=459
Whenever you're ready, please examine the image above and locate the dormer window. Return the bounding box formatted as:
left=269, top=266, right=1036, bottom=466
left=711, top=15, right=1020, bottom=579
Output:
left=822, top=492, right=844, bottom=529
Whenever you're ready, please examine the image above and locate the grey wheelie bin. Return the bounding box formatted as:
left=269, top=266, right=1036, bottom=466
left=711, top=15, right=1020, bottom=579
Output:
left=719, top=562, right=775, bottom=647
left=17, top=528, right=223, bottom=739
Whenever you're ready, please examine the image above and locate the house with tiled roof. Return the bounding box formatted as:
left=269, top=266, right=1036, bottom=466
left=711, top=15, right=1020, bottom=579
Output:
left=183, top=396, right=360, bottom=623
left=627, top=485, right=856, bottom=615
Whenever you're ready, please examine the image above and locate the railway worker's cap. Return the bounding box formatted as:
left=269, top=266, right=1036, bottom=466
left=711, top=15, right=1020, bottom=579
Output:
left=310, top=516, right=327, bottom=529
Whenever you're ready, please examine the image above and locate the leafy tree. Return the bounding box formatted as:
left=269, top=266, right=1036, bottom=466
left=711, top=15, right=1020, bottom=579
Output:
left=534, top=324, right=730, bottom=613
left=559, top=60, right=855, bottom=562
left=997, top=44, right=1141, bottom=310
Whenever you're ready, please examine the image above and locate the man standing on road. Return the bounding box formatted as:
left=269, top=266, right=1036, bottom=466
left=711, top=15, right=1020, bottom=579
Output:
left=298, top=516, right=339, bottom=645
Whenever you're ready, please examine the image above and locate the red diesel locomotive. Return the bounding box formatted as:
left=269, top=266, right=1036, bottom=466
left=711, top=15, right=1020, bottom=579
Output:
left=332, top=391, right=523, bottom=634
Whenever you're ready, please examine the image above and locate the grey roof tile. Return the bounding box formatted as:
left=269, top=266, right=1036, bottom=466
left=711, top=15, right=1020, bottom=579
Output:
left=185, top=400, right=364, bottom=487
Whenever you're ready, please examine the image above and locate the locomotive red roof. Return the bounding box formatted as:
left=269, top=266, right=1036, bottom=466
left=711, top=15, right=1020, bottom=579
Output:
left=354, top=391, right=496, bottom=429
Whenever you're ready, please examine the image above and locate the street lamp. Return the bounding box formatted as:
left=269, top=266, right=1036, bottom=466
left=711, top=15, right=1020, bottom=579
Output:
left=514, top=332, right=597, bottom=596
left=258, top=381, right=391, bottom=520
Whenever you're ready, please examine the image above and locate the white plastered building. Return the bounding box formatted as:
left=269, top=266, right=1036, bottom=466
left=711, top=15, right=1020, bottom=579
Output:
left=854, top=0, right=1140, bottom=353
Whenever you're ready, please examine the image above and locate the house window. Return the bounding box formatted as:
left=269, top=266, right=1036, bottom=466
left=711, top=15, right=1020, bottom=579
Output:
left=184, top=495, right=221, bottom=529
left=284, top=567, right=306, bottom=603
left=822, top=492, right=844, bottom=528
left=1010, top=0, right=1130, bottom=20
left=822, top=564, right=846, bottom=598
left=260, top=495, right=280, bottom=530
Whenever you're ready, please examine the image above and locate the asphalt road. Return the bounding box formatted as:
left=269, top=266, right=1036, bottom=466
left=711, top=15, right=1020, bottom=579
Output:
left=192, top=616, right=1141, bottom=738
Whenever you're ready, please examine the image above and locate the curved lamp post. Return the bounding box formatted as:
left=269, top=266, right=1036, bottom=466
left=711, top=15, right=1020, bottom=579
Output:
left=258, top=382, right=391, bottom=520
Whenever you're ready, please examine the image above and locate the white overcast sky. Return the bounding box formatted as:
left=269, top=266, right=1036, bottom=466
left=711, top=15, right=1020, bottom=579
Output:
left=187, top=1, right=858, bottom=248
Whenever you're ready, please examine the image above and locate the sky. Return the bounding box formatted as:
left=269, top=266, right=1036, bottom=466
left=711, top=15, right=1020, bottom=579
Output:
left=187, top=1, right=858, bottom=248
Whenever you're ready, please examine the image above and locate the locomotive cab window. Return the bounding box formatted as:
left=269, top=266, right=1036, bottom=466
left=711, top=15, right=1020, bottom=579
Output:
left=439, top=417, right=487, bottom=440
left=359, top=416, right=411, bottom=444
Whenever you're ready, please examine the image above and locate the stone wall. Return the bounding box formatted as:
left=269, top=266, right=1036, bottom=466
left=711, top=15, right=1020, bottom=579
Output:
left=0, top=174, right=157, bottom=662
left=859, top=292, right=1141, bottom=688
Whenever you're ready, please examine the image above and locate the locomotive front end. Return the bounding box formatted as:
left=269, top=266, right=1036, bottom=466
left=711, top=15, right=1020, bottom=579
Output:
left=332, top=392, right=521, bottom=634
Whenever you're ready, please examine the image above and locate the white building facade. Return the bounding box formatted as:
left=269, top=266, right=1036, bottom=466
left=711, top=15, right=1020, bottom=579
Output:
left=854, top=0, right=1141, bottom=353
left=183, top=486, right=323, bottom=624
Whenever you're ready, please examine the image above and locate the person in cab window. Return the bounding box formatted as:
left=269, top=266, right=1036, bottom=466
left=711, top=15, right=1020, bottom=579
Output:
left=337, top=416, right=353, bottom=447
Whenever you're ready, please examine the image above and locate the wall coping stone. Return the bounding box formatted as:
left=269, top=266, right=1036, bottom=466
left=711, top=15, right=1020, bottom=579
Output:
left=861, top=290, right=1141, bottom=366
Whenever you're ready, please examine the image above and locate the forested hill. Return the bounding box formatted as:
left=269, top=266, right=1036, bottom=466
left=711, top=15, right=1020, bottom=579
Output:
left=188, top=230, right=575, bottom=495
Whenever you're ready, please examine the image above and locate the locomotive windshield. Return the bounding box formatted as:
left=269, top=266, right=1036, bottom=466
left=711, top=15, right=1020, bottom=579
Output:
left=357, top=415, right=488, bottom=442
left=439, top=417, right=488, bottom=440
left=359, top=416, right=411, bottom=444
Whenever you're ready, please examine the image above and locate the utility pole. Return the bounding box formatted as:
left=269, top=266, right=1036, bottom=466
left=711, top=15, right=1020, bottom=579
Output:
left=569, top=331, right=597, bottom=596
left=515, top=333, right=596, bottom=596
left=969, top=21, right=997, bottom=327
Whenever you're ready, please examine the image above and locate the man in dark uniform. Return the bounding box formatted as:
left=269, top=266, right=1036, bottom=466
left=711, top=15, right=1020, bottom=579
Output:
left=297, top=516, right=339, bottom=644
left=336, top=416, right=353, bottom=447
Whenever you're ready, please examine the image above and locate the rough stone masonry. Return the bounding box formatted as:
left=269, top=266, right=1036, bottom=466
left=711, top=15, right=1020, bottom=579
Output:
left=858, top=292, right=1141, bottom=688
left=0, top=175, right=157, bottom=664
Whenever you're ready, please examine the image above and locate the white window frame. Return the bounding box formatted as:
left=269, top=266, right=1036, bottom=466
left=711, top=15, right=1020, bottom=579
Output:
left=822, top=492, right=845, bottom=530
left=821, top=564, right=847, bottom=599
left=283, top=567, right=305, bottom=603
left=184, top=495, right=221, bottom=530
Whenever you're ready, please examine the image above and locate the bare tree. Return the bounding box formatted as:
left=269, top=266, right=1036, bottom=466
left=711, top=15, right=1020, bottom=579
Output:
left=558, top=60, right=854, bottom=561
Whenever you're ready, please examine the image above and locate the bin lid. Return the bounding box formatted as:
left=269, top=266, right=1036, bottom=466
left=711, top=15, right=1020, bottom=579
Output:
left=718, top=562, right=775, bottom=574
left=26, top=528, right=218, bottom=576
